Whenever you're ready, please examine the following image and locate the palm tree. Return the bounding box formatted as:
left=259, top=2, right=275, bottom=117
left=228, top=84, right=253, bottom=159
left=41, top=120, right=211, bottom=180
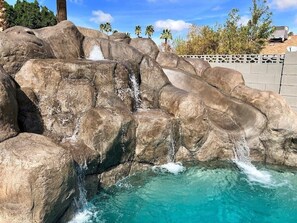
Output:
left=145, top=25, right=154, bottom=38
left=56, top=0, right=67, bottom=22
left=104, top=22, right=112, bottom=34
left=135, top=25, right=141, bottom=38
left=99, top=23, right=105, bottom=33
left=0, top=0, right=7, bottom=31
left=160, top=29, right=173, bottom=51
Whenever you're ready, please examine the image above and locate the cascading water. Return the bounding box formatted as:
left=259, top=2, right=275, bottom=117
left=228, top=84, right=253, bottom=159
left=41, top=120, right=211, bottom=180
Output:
left=87, top=45, right=105, bottom=61
left=68, top=162, right=92, bottom=223
left=129, top=73, right=141, bottom=111
left=153, top=122, right=185, bottom=175
left=232, top=137, right=272, bottom=185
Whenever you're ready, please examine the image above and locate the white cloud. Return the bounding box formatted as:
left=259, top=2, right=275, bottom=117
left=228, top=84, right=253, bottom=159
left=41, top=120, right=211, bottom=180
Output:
left=90, top=10, right=113, bottom=24
left=155, top=19, right=191, bottom=31
left=238, top=15, right=250, bottom=26
left=212, top=6, right=222, bottom=11
left=270, top=0, right=297, bottom=10
left=69, top=0, right=83, bottom=4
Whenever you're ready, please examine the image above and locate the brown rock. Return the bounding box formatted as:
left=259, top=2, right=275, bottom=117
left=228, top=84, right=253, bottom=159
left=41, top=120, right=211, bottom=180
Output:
left=130, top=38, right=159, bottom=59
left=202, top=67, right=245, bottom=94
left=78, top=106, right=136, bottom=172
left=156, top=52, right=179, bottom=68
left=134, top=109, right=178, bottom=164
left=109, top=32, right=131, bottom=44
left=184, top=58, right=211, bottom=76
left=109, top=40, right=143, bottom=63
left=78, top=26, right=108, bottom=39
left=0, top=26, right=54, bottom=76
left=232, top=85, right=297, bottom=166
left=34, top=21, right=84, bottom=59
left=139, top=55, right=170, bottom=108
left=159, top=85, right=209, bottom=151
left=0, top=133, right=75, bottom=223
left=0, top=67, right=19, bottom=142
left=177, top=57, right=197, bottom=75
left=163, top=68, right=266, bottom=140
left=15, top=59, right=121, bottom=141
left=99, top=163, right=132, bottom=188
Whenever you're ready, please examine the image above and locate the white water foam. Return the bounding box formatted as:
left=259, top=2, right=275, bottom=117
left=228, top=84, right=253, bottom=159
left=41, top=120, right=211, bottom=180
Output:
left=68, top=163, right=89, bottom=223
left=68, top=209, right=92, bottom=223
left=153, top=162, right=186, bottom=175
left=232, top=138, right=272, bottom=186
left=129, top=74, right=141, bottom=110
left=87, top=45, right=105, bottom=61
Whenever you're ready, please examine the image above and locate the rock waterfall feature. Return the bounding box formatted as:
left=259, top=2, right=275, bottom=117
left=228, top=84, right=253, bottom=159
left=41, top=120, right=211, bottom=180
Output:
left=0, top=21, right=297, bottom=222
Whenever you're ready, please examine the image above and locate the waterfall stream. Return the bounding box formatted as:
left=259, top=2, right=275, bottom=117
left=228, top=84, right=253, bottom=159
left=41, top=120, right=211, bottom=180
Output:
left=129, top=73, right=141, bottom=111
left=232, top=137, right=272, bottom=185
left=153, top=122, right=185, bottom=175
left=87, top=45, right=105, bottom=61
left=69, top=163, right=92, bottom=223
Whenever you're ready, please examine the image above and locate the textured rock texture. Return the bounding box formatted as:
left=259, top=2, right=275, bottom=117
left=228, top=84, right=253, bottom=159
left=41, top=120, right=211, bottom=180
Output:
left=0, top=133, right=75, bottom=223
left=0, top=67, right=19, bottom=142
left=0, top=21, right=297, bottom=222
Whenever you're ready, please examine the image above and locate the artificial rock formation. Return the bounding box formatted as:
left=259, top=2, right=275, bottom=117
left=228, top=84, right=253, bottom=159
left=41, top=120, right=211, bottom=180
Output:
left=0, top=133, right=75, bottom=223
left=0, top=66, right=19, bottom=142
left=0, top=21, right=297, bottom=222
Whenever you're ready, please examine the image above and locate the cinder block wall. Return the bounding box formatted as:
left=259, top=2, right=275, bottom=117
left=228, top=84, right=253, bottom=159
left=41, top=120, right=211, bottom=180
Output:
left=279, top=52, right=297, bottom=110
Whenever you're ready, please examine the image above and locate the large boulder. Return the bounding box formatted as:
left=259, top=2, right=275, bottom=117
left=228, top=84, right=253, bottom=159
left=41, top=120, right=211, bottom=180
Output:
left=34, top=21, right=84, bottom=59
left=109, top=32, right=131, bottom=44
left=77, top=26, right=108, bottom=39
left=0, top=67, right=19, bottom=142
left=129, top=38, right=160, bottom=59
left=202, top=67, right=245, bottom=95
left=0, top=133, right=75, bottom=223
left=134, top=109, right=179, bottom=164
left=78, top=105, right=136, bottom=172
left=139, top=55, right=170, bottom=108
left=184, top=58, right=211, bottom=76
left=0, top=26, right=54, bottom=76
left=156, top=52, right=196, bottom=75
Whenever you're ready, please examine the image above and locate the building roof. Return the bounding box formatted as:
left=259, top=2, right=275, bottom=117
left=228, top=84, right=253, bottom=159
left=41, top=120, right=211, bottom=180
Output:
left=261, top=35, right=297, bottom=54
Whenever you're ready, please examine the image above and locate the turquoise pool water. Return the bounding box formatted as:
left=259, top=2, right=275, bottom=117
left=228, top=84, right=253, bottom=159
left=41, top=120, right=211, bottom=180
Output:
left=71, top=163, right=297, bottom=223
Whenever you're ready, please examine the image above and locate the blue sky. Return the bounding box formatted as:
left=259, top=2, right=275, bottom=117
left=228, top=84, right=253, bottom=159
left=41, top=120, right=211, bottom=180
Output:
left=6, top=0, right=297, bottom=45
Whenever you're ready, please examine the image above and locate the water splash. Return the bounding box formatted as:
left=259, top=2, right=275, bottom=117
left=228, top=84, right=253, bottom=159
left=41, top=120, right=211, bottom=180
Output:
left=65, top=118, right=81, bottom=143
left=232, top=137, right=272, bottom=185
left=129, top=73, right=141, bottom=111
left=152, top=162, right=186, bottom=175
left=87, top=45, right=105, bottom=61
left=153, top=121, right=185, bottom=175
left=69, top=162, right=90, bottom=223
